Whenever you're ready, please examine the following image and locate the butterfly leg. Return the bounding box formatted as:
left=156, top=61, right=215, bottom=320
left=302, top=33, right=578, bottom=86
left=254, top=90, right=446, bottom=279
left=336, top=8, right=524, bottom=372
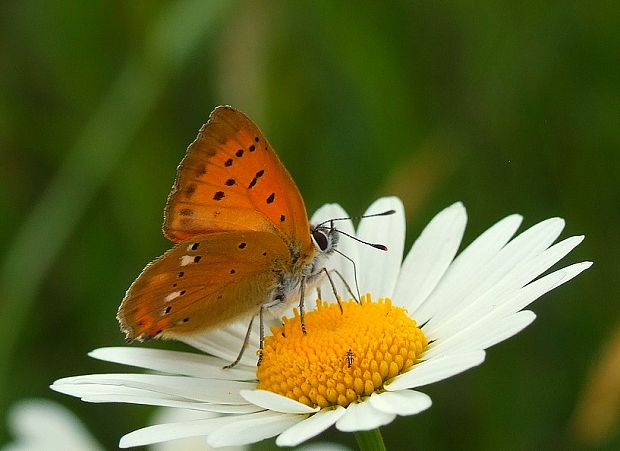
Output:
left=299, top=277, right=307, bottom=335
left=333, top=249, right=362, bottom=301
left=308, top=267, right=358, bottom=313
left=316, top=267, right=343, bottom=313
left=223, top=314, right=256, bottom=369
left=331, top=269, right=359, bottom=303
left=257, top=305, right=266, bottom=366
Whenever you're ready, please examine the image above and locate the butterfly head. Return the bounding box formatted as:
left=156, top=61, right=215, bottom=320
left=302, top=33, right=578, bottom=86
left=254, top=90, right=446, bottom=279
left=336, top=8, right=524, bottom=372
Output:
left=310, top=221, right=339, bottom=256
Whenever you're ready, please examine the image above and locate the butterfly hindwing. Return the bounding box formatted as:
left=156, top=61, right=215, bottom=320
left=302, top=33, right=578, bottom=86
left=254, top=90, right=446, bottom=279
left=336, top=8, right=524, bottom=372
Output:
left=117, top=231, right=290, bottom=340
left=163, top=106, right=311, bottom=252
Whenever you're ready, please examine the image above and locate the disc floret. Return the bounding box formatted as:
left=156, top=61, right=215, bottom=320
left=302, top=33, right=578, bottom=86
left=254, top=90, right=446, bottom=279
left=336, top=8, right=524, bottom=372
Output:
left=257, top=295, right=428, bottom=408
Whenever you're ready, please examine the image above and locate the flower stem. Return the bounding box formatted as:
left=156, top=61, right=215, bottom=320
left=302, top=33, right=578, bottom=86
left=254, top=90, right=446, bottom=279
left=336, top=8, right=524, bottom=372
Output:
left=354, top=429, right=386, bottom=451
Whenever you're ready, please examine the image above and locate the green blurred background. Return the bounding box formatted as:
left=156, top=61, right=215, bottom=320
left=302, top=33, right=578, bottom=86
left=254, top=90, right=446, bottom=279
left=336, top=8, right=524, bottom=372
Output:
left=1, top=1, right=617, bottom=449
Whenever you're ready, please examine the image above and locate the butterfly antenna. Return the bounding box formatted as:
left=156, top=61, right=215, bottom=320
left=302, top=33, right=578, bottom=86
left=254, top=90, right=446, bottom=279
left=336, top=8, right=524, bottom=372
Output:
left=314, top=209, right=396, bottom=229
left=333, top=229, right=388, bottom=251
left=315, top=208, right=393, bottom=302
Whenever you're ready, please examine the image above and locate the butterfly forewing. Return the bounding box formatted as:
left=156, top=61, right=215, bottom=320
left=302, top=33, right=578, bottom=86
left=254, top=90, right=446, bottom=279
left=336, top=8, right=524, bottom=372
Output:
left=117, top=231, right=290, bottom=340
left=163, top=106, right=311, bottom=252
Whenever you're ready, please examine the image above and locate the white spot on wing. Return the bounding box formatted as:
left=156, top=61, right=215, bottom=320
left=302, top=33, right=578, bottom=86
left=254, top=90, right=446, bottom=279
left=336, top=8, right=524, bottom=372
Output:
left=164, top=291, right=181, bottom=302
left=180, top=255, right=193, bottom=266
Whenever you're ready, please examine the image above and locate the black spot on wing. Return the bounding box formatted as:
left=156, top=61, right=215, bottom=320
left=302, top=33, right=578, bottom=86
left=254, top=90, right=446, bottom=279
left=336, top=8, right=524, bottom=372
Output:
left=248, top=169, right=265, bottom=189
left=185, top=184, right=196, bottom=198
left=195, top=164, right=207, bottom=176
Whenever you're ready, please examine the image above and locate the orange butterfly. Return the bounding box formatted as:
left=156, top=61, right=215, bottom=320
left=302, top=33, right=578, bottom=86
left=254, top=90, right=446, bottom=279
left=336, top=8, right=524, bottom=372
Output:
left=117, top=106, right=341, bottom=366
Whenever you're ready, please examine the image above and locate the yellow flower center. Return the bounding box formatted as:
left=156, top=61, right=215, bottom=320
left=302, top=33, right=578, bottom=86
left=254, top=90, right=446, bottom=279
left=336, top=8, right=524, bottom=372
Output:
left=257, top=295, right=428, bottom=408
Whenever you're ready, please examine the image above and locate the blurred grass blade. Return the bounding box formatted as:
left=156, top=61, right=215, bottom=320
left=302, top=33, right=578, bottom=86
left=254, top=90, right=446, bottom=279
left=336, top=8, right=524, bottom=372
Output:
left=0, top=0, right=233, bottom=397
left=571, top=323, right=620, bottom=446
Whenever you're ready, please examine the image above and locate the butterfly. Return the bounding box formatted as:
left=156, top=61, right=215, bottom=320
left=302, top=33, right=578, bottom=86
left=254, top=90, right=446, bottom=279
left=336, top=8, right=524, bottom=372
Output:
left=117, top=106, right=343, bottom=366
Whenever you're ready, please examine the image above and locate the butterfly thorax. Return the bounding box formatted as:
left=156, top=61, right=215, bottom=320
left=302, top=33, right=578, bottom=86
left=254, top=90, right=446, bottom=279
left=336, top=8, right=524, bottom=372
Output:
left=269, top=225, right=339, bottom=311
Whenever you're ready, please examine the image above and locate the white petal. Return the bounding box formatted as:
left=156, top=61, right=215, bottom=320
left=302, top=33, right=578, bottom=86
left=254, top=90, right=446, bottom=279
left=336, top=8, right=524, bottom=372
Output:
left=385, top=351, right=485, bottom=391
left=356, top=197, right=406, bottom=299
left=473, top=311, right=537, bottom=350
left=50, top=380, right=223, bottom=406
left=51, top=381, right=167, bottom=397
left=424, top=311, right=537, bottom=358
left=510, top=235, right=585, bottom=285
left=393, top=202, right=467, bottom=312
left=422, top=269, right=563, bottom=358
left=5, top=399, right=103, bottom=451
left=491, top=261, right=591, bottom=318
left=51, top=380, right=178, bottom=399
left=151, top=407, right=218, bottom=422
left=276, top=406, right=346, bottom=447
left=411, top=214, right=522, bottom=324
left=81, top=394, right=261, bottom=413
left=311, top=203, right=359, bottom=300
left=369, top=390, right=432, bottom=415
left=52, top=374, right=254, bottom=404
left=89, top=347, right=255, bottom=380
left=56, top=382, right=259, bottom=413
left=426, top=234, right=583, bottom=340
left=120, top=414, right=239, bottom=448
left=484, top=217, right=565, bottom=269
left=335, top=401, right=396, bottom=432
left=467, top=234, right=584, bottom=309
left=240, top=389, right=319, bottom=414
left=180, top=321, right=260, bottom=368
left=296, top=443, right=352, bottom=451
left=453, top=261, right=590, bottom=345
left=425, top=217, right=566, bottom=336
left=311, top=203, right=352, bottom=228
left=148, top=409, right=246, bottom=451
left=206, top=412, right=304, bottom=447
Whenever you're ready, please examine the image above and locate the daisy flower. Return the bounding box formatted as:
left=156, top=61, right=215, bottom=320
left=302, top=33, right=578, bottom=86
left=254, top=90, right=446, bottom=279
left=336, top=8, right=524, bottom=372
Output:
left=3, top=399, right=104, bottom=451
left=51, top=197, right=590, bottom=449
left=2, top=399, right=247, bottom=451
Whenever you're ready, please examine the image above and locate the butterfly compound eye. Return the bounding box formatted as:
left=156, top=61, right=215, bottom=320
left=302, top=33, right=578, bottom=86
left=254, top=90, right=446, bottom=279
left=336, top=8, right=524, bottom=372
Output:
left=311, top=229, right=329, bottom=252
